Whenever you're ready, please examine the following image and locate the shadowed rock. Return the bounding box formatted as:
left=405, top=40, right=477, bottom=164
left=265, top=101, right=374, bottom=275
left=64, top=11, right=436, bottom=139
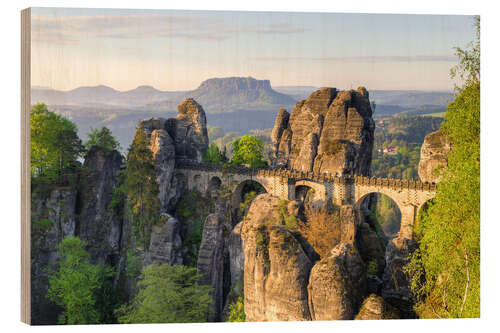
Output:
left=355, top=294, right=400, bottom=320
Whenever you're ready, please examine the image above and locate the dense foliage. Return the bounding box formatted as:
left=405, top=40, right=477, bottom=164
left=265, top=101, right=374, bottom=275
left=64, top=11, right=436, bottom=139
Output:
left=85, top=126, right=121, bottom=151
left=31, top=103, right=85, bottom=185
left=115, top=264, right=213, bottom=323
left=124, top=125, right=161, bottom=249
left=367, top=194, right=401, bottom=238
left=203, top=142, right=228, bottom=164
left=227, top=296, right=246, bottom=322
left=406, top=16, right=480, bottom=318
left=46, top=237, right=113, bottom=324
left=175, top=190, right=213, bottom=267
left=231, top=134, right=268, bottom=168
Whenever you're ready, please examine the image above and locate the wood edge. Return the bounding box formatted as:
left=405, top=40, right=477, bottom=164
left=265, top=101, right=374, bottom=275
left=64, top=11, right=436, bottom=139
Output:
left=21, top=7, right=31, bottom=325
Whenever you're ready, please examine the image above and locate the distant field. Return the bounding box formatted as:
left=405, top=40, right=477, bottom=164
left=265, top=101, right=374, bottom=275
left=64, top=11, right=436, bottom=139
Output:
left=422, top=112, right=445, bottom=118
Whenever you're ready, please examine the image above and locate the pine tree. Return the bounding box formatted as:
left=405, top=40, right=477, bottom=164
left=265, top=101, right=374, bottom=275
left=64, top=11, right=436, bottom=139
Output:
left=124, top=125, right=161, bottom=250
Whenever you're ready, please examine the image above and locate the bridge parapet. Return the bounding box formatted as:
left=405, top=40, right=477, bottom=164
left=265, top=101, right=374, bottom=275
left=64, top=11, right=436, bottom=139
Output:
left=353, top=175, right=436, bottom=192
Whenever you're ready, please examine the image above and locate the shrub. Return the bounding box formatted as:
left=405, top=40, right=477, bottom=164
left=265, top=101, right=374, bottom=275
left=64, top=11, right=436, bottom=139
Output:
left=227, top=296, right=246, bottom=322
left=298, top=205, right=341, bottom=258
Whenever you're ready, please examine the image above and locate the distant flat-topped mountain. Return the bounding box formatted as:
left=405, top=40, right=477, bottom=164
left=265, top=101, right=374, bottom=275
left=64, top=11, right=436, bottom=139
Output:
left=188, top=77, right=296, bottom=108
left=147, top=77, right=297, bottom=113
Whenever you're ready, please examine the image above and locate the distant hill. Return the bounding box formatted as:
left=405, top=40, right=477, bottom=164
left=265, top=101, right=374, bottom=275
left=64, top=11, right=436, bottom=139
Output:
left=274, top=86, right=453, bottom=108
left=31, top=85, right=184, bottom=107
left=32, top=77, right=296, bottom=114
left=31, top=79, right=453, bottom=149
left=148, top=77, right=297, bottom=113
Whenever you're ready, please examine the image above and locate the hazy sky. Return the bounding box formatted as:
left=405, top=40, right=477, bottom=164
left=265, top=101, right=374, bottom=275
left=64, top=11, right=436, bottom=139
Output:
left=31, top=8, right=476, bottom=91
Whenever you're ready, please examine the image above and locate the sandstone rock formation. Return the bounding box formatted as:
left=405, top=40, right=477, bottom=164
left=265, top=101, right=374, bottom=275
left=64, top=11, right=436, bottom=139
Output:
left=308, top=243, right=366, bottom=320
left=382, top=237, right=418, bottom=317
left=270, top=108, right=290, bottom=167
left=241, top=194, right=313, bottom=321
left=355, top=294, right=400, bottom=320
left=78, top=146, right=123, bottom=264
left=418, top=129, right=452, bottom=183
left=31, top=188, right=78, bottom=324
left=270, top=87, right=374, bottom=176
left=197, top=213, right=226, bottom=321
left=228, top=221, right=245, bottom=288
left=139, top=98, right=209, bottom=211
left=166, top=98, right=209, bottom=162
left=148, top=214, right=183, bottom=265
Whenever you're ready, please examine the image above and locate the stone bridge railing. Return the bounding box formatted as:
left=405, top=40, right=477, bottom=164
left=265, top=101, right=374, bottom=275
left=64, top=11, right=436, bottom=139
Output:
left=175, top=160, right=437, bottom=239
left=175, top=160, right=437, bottom=192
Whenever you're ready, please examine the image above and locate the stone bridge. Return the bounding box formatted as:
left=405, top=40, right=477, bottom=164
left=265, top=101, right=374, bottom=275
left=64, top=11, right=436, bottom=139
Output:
left=175, top=161, right=437, bottom=239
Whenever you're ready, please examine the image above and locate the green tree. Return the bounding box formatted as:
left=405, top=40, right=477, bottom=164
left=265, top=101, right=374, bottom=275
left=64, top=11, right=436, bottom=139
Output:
left=30, top=103, right=85, bottom=184
left=115, top=264, right=213, bottom=323
left=231, top=135, right=268, bottom=168
left=124, top=125, right=161, bottom=249
left=203, top=142, right=228, bottom=164
left=406, top=16, right=480, bottom=318
left=46, top=237, right=113, bottom=324
left=227, top=296, right=246, bottom=322
left=85, top=126, right=121, bottom=151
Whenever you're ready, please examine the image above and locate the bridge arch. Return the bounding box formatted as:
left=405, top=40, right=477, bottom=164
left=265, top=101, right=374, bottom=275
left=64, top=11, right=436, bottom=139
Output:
left=192, top=174, right=203, bottom=191
left=355, top=192, right=402, bottom=238
left=294, top=179, right=327, bottom=208
left=207, top=176, right=222, bottom=195
left=231, top=179, right=267, bottom=221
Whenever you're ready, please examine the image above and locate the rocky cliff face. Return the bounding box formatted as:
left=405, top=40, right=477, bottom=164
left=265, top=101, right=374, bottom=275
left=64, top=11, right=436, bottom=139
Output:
left=241, top=194, right=313, bottom=321
left=270, top=87, right=374, bottom=176
left=239, top=194, right=374, bottom=321
left=308, top=243, right=366, bottom=320
left=381, top=237, right=418, bottom=317
left=418, top=129, right=452, bottom=183
left=197, top=213, right=226, bottom=321
left=31, top=188, right=78, bottom=324
left=354, top=294, right=400, bottom=320
left=139, top=98, right=209, bottom=211
left=78, top=146, right=123, bottom=265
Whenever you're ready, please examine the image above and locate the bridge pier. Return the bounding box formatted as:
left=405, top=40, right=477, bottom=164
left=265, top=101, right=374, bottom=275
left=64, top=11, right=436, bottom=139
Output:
left=399, top=205, right=417, bottom=239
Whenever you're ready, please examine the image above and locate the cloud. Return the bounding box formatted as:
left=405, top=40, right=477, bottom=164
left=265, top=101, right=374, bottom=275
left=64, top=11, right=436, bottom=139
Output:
left=31, top=13, right=307, bottom=43
left=250, top=55, right=458, bottom=63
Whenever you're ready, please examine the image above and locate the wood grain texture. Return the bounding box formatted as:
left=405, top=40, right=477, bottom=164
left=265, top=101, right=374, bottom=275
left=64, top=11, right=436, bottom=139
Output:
left=21, top=7, right=31, bottom=325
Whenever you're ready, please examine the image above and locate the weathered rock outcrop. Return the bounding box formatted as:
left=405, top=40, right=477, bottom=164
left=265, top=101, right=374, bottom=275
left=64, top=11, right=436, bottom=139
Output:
left=270, top=108, right=290, bottom=167
left=382, top=237, right=418, bottom=317
left=148, top=214, right=183, bottom=265
left=149, top=127, right=178, bottom=212
left=270, top=87, right=374, bottom=176
left=418, top=130, right=452, bottom=183
left=78, top=146, right=123, bottom=265
left=139, top=98, right=208, bottom=211
left=31, top=188, right=78, bottom=324
left=308, top=243, right=366, bottom=320
left=166, top=98, right=209, bottom=162
left=197, top=213, right=226, bottom=321
left=228, top=221, right=245, bottom=288
left=241, top=194, right=313, bottom=321
left=355, top=294, right=400, bottom=320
